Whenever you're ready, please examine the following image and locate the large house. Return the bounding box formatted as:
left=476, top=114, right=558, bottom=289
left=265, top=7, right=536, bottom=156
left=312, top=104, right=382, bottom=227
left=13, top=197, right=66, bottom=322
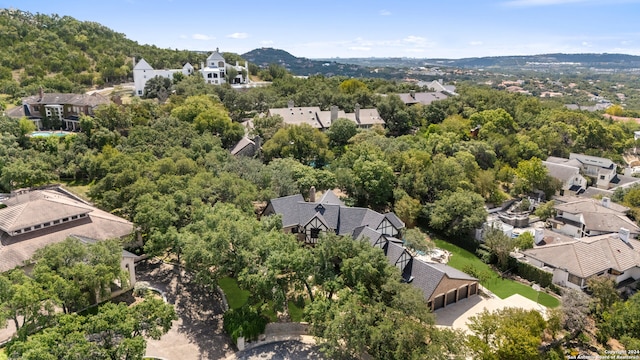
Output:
left=397, top=90, right=449, bottom=106
left=516, top=229, right=640, bottom=290
left=5, top=89, right=110, bottom=131
left=545, top=154, right=640, bottom=192
left=133, top=48, right=249, bottom=96
left=0, top=186, right=137, bottom=296
left=267, top=101, right=385, bottom=130
left=262, top=190, right=478, bottom=310
left=548, top=196, right=640, bottom=239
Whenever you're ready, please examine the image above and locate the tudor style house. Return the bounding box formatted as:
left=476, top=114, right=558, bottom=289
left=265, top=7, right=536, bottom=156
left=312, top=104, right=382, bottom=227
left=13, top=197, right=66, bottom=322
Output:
left=263, top=190, right=479, bottom=310
left=133, top=48, right=249, bottom=96
left=6, top=89, right=110, bottom=131
left=0, top=186, right=137, bottom=297
left=267, top=101, right=385, bottom=131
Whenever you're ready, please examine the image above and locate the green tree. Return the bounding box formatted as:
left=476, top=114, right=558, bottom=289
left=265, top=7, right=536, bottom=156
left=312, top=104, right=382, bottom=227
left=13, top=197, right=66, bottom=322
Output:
left=403, top=228, right=434, bottom=253
left=262, top=124, right=332, bottom=166
left=326, top=118, right=358, bottom=149
left=429, top=189, right=487, bottom=237
left=394, top=194, right=422, bottom=229
left=484, top=226, right=513, bottom=270
left=143, top=75, right=172, bottom=101
left=534, top=200, right=556, bottom=221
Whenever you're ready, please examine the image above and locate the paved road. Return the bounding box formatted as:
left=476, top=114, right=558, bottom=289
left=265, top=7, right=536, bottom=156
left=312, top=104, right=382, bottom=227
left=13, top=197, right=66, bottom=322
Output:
left=137, top=259, right=235, bottom=360
left=233, top=340, right=325, bottom=360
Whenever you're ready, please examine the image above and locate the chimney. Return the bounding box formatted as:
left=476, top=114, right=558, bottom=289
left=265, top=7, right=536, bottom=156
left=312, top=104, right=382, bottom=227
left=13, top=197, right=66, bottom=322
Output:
left=330, top=105, right=338, bottom=122
left=619, top=227, right=631, bottom=243
left=201, top=62, right=205, bottom=70
left=602, top=197, right=611, bottom=208
left=216, top=47, right=219, bottom=53
left=132, top=57, right=136, bottom=67
left=355, top=103, right=361, bottom=123
left=288, top=100, right=295, bottom=108
left=534, top=228, right=544, bottom=245
left=39, top=86, right=44, bottom=101
left=410, top=90, right=416, bottom=99
left=309, top=186, right=316, bottom=203
left=438, top=79, right=443, bottom=84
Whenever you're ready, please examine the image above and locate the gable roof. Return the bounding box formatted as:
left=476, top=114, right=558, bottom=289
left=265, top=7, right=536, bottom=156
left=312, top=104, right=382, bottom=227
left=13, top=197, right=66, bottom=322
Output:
left=543, top=161, right=581, bottom=183
left=318, top=190, right=345, bottom=206
left=21, top=92, right=110, bottom=108
left=397, top=92, right=449, bottom=106
left=555, top=198, right=629, bottom=215
left=408, top=259, right=476, bottom=300
left=133, top=58, right=154, bottom=71
left=523, top=234, right=640, bottom=278
left=206, top=49, right=226, bottom=63
left=230, top=136, right=255, bottom=156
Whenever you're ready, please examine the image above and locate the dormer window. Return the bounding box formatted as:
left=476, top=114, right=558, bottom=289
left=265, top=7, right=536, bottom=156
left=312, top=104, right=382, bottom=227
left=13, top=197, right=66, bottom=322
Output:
left=315, top=204, right=324, bottom=211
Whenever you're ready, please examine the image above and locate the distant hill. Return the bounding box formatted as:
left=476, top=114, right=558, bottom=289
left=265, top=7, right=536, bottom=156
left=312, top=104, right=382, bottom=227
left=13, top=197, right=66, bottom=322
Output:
left=319, top=53, right=640, bottom=73
left=242, top=48, right=406, bottom=78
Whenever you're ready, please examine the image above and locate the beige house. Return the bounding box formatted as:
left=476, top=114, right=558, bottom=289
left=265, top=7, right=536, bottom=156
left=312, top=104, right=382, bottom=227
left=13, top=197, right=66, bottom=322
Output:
left=548, top=196, right=640, bottom=239
left=517, top=230, right=640, bottom=290
left=267, top=101, right=385, bottom=130
left=0, top=186, right=137, bottom=296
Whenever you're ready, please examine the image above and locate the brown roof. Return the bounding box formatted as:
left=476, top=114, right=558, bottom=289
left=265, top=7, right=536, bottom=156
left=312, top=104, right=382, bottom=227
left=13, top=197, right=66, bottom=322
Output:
left=0, top=189, right=133, bottom=272
left=0, top=193, right=91, bottom=232
left=23, top=92, right=110, bottom=108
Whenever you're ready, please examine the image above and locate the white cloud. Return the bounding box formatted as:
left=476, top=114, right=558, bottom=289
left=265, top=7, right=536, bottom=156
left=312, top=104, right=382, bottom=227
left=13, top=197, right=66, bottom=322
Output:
left=348, top=46, right=371, bottom=51
left=379, top=9, right=391, bottom=16
left=192, top=34, right=213, bottom=40
left=469, top=41, right=484, bottom=46
left=227, top=32, right=249, bottom=39
left=403, top=35, right=427, bottom=45
left=582, top=41, right=591, bottom=46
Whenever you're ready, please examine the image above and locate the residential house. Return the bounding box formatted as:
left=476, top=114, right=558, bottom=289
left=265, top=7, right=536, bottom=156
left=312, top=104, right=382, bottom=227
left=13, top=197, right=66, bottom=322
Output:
left=424, top=80, right=458, bottom=96
left=542, top=159, right=588, bottom=195
left=263, top=190, right=478, bottom=310
left=397, top=91, right=449, bottom=106
left=230, top=136, right=261, bottom=157
left=516, top=229, right=640, bottom=290
left=548, top=196, right=640, bottom=239
left=6, top=89, right=110, bottom=130
left=0, top=186, right=137, bottom=296
left=267, top=101, right=385, bottom=131
left=546, top=153, right=640, bottom=191
left=133, top=48, right=249, bottom=96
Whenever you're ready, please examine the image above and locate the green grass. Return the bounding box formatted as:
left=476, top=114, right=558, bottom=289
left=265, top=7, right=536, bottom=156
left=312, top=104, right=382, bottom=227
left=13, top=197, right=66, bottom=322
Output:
left=435, top=239, right=560, bottom=308
left=288, top=300, right=307, bottom=322
left=0, top=348, right=6, bottom=360
left=218, top=277, right=250, bottom=310
left=61, top=179, right=94, bottom=201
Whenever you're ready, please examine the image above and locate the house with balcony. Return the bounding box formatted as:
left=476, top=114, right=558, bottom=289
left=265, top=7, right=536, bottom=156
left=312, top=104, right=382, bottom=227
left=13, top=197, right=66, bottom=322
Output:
left=6, top=89, right=110, bottom=131
left=133, top=48, right=249, bottom=96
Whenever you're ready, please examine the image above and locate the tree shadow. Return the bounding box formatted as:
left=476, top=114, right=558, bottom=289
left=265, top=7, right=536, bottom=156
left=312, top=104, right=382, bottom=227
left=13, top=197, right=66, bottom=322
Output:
left=135, top=259, right=235, bottom=359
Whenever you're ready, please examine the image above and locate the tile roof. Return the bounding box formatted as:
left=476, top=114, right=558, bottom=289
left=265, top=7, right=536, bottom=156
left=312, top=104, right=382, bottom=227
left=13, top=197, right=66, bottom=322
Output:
left=0, top=189, right=133, bottom=272
left=523, top=234, right=640, bottom=278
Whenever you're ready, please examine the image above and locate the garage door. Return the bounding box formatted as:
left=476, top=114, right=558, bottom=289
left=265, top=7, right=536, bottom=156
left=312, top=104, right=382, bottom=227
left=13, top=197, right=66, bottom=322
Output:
left=433, top=295, right=445, bottom=310
left=469, top=283, right=478, bottom=296
left=446, top=290, right=457, bottom=305
left=458, top=285, right=468, bottom=300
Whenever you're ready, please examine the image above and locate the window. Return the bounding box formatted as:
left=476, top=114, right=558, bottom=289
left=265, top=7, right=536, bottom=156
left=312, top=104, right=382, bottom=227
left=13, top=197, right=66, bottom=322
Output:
left=310, top=228, right=321, bottom=239
left=213, top=73, right=218, bottom=78
left=34, top=224, right=42, bottom=229
left=207, top=73, right=212, bottom=78
left=53, top=220, right=60, bottom=224
left=138, top=90, right=142, bottom=95
left=62, top=217, right=69, bottom=222
left=600, top=175, right=606, bottom=180
left=15, top=229, right=21, bottom=234
left=568, top=273, right=583, bottom=286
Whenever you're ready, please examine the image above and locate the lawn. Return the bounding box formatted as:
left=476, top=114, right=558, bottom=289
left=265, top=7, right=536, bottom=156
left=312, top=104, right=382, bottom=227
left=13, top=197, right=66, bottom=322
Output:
left=61, top=179, right=94, bottom=201
left=218, top=277, right=306, bottom=321
left=435, top=239, right=560, bottom=308
left=218, top=277, right=250, bottom=310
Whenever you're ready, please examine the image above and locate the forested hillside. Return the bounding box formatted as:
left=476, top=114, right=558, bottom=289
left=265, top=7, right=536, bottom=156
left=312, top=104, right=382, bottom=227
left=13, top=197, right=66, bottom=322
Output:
left=0, top=9, right=209, bottom=98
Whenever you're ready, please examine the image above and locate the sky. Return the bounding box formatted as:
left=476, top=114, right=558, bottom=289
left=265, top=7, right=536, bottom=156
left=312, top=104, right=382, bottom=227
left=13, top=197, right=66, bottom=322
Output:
left=3, top=0, right=640, bottom=59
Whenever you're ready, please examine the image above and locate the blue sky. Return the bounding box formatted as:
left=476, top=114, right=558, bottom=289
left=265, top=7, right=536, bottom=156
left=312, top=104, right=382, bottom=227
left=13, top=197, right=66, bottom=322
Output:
left=3, top=0, right=640, bottom=59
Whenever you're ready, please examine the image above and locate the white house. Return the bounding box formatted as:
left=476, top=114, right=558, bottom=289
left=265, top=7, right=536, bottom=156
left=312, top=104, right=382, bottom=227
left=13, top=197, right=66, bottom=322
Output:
left=133, top=48, right=249, bottom=96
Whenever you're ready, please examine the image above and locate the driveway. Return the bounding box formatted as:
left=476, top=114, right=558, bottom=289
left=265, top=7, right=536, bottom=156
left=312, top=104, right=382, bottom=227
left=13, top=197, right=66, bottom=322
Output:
left=231, top=340, right=325, bottom=360
left=435, top=292, right=548, bottom=333
left=136, top=259, right=235, bottom=360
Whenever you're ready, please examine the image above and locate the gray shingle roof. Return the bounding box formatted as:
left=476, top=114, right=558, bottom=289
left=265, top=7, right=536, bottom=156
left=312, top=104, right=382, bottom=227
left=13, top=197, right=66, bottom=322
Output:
left=397, top=92, right=449, bottom=106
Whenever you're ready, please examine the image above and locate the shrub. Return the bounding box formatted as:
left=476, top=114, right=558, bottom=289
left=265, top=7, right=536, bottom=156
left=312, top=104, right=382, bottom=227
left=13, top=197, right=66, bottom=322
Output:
left=223, top=305, right=268, bottom=343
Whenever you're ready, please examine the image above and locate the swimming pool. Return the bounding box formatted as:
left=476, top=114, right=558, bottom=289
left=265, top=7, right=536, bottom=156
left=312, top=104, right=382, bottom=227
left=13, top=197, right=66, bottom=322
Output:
left=30, top=131, right=74, bottom=138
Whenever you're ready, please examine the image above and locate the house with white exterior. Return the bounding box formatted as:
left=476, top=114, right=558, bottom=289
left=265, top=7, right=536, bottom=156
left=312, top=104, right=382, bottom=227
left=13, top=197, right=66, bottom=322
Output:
left=548, top=196, right=640, bottom=239
left=516, top=229, right=640, bottom=290
left=133, top=48, right=249, bottom=96
left=542, top=159, right=588, bottom=195
left=263, top=190, right=478, bottom=310
left=267, top=101, right=385, bottom=130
